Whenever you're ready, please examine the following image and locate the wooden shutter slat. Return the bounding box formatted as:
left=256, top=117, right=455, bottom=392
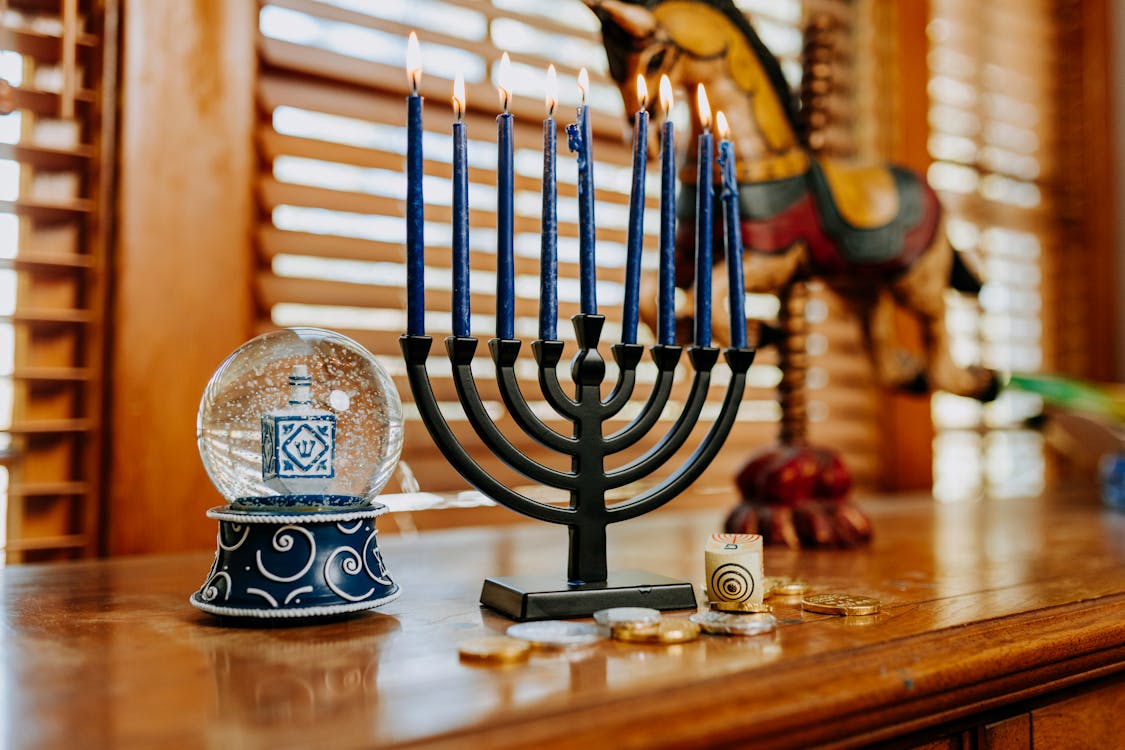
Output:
left=258, top=177, right=635, bottom=245
left=0, top=27, right=98, bottom=61
left=4, top=309, right=93, bottom=324
left=263, top=0, right=610, bottom=86
left=258, top=129, right=656, bottom=209
left=0, top=254, right=95, bottom=271
left=9, top=86, right=96, bottom=117
left=6, top=481, right=90, bottom=497
left=0, top=143, right=95, bottom=168
left=8, top=419, right=95, bottom=434
left=258, top=38, right=628, bottom=139
left=257, top=272, right=590, bottom=320
left=257, top=227, right=401, bottom=263
left=0, top=198, right=96, bottom=220
left=11, top=367, right=93, bottom=382
left=257, top=74, right=639, bottom=165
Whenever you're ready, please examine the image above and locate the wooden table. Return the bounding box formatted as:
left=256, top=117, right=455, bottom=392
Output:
left=4, top=488, right=1125, bottom=749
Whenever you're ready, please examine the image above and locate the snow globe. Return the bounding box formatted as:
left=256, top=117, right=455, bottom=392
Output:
left=190, top=328, right=403, bottom=619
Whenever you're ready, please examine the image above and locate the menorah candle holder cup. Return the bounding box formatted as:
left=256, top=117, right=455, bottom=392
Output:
left=401, top=314, right=755, bottom=621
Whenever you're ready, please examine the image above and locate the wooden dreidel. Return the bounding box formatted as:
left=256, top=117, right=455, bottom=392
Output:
left=705, top=533, right=764, bottom=612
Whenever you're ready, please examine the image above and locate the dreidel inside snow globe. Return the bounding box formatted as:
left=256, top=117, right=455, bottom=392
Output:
left=191, top=328, right=404, bottom=620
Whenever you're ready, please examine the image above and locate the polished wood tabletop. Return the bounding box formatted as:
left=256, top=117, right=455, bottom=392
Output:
left=3, top=488, right=1125, bottom=749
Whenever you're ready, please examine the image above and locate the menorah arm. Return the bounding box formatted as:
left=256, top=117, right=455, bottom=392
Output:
left=603, top=345, right=682, bottom=455
left=489, top=339, right=579, bottom=455
left=599, top=343, right=645, bottom=418
left=400, top=335, right=575, bottom=525
left=609, top=348, right=756, bottom=522
left=603, top=347, right=720, bottom=489
left=533, top=340, right=583, bottom=420
left=447, top=337, right=578, bottom=490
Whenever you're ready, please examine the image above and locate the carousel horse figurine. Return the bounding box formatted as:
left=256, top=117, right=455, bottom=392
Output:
left=586, top=0, right=999, bottom=401
left=584, top=0, right=999, bottom=547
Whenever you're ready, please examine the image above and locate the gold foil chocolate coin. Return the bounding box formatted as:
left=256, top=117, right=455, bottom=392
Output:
left=593, top=607, right=662, bottom=629
left=458, top=636, right=532, bottom=665
left=613, top=618, right=701, bottom=644
left=766, top=578, right=810, bottom=597
left=801, top=593, right=881, bottom=616
left=506, top=620, right=605, bottom=649
left=712, top=600, right=773, bottom=614
left=690, top=611, right=778, bottom=636
left=610, top=621, right=662, bottom=639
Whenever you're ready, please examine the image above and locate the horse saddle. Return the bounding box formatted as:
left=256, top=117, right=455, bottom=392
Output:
left=806, top=158, right=935, bottom=267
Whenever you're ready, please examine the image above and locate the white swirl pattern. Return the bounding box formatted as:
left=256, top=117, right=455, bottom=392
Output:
left=217, top=523, right=250, bottom=551
left=362, top=531, right=392, bottom=585
left=284, top=585, right=314, bottom=605
left=202, top=571, right=232, bottom=602
left=247, top=587, right=280, bottom=607
left=336, top=520, right=365, bottom=534
left=324, top=547, right=376, bottom=602
left=256, top=525, right=316, bottom=583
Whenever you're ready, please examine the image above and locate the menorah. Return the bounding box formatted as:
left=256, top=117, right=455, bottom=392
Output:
left=399, top=39, right=755, bottom=620
left=400, top=321, right=753, bottom=620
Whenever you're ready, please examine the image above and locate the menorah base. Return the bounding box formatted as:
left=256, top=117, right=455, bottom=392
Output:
left=480, top=570, right=697, bottom=621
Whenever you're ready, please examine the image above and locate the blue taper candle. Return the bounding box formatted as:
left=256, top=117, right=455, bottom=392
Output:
left=567, top=68, right=597, bottom=315
left=657, top=75, right=676, bottom=346
left=622, top=75, right=648, bottom=344
left=496, top=53, right=515, bottom=340
left=451, top=73, right=471, bottom=338
left=717, top=112, right=747, bottom=349
left=405, top=33, right=425, bottom=336
left=539, top=65, right=559, bottom=341
left=694, top=84, right=713, bottom=348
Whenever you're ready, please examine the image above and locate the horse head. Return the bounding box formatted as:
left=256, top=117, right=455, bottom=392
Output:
left=584, top=0, right=806, bottom=177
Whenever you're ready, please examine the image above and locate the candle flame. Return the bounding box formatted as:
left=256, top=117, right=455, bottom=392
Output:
left=577, top=67, right=589, bottom=103
left=546, top=64, right=558, bottom=117
left=452, top=72, right=465, bottom=121
left=636, top=74, right=648, bottom=111
left=497, top=52, right=512, bottom=112
left=659, top=74, right=673, bottom=116
left=696, top=84, right=712, bottom=130
left=406, top=32, right=422, bottom=93
left=716, top=110, right=730, bottom=140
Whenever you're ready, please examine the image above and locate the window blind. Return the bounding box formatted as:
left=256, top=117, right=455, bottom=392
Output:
left=254, top=0, right=880, bottom=513
left=0, top=0, right=111, bottom=560
left=927, top=0, right=1052, bottom=500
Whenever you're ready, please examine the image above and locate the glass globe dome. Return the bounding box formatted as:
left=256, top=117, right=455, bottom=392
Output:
left=197, top=328, right=403, bottom=510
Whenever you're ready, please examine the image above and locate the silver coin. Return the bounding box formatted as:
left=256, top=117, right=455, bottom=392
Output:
left=592, top=607, right=662, bottom=627
left=690, top=610, right=778, bottom=636
left=506, top=620, right=604, bottom=648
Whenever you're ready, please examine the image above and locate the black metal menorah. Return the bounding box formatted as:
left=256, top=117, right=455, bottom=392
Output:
left=400, top=313, right=755, bottom=620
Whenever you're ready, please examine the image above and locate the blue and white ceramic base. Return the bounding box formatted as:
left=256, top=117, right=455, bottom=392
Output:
left=190, top=504, right=400, bottom=619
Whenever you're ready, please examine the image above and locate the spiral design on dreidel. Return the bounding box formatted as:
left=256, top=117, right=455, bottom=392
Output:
left=710, top=563, right=755, bottom=602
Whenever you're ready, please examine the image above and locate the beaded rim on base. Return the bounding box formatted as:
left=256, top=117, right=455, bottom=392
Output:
left=188, top=587, right=401, bottom=619
left=205, top=503, right=388, bottom=525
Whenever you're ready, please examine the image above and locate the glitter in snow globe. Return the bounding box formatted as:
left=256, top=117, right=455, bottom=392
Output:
left=190, top=328, right=403, bottom=620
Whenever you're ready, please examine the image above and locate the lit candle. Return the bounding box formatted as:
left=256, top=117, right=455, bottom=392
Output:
left=716, top=111, right=747, bottom=349
left=622, top=74, right=648, bottom=344
left=540, top=65, right=559, bottom=342
left=496, top=53, right=515, bottom=340
left=567, top=68, right=598, bottom=315
left=405, top=32, right=425, bottom=336
left=451, top=72, right=471, bottom=338
left=657, top=75, right=676, bottom=346
left=694, top=84, right=713, bottom=347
